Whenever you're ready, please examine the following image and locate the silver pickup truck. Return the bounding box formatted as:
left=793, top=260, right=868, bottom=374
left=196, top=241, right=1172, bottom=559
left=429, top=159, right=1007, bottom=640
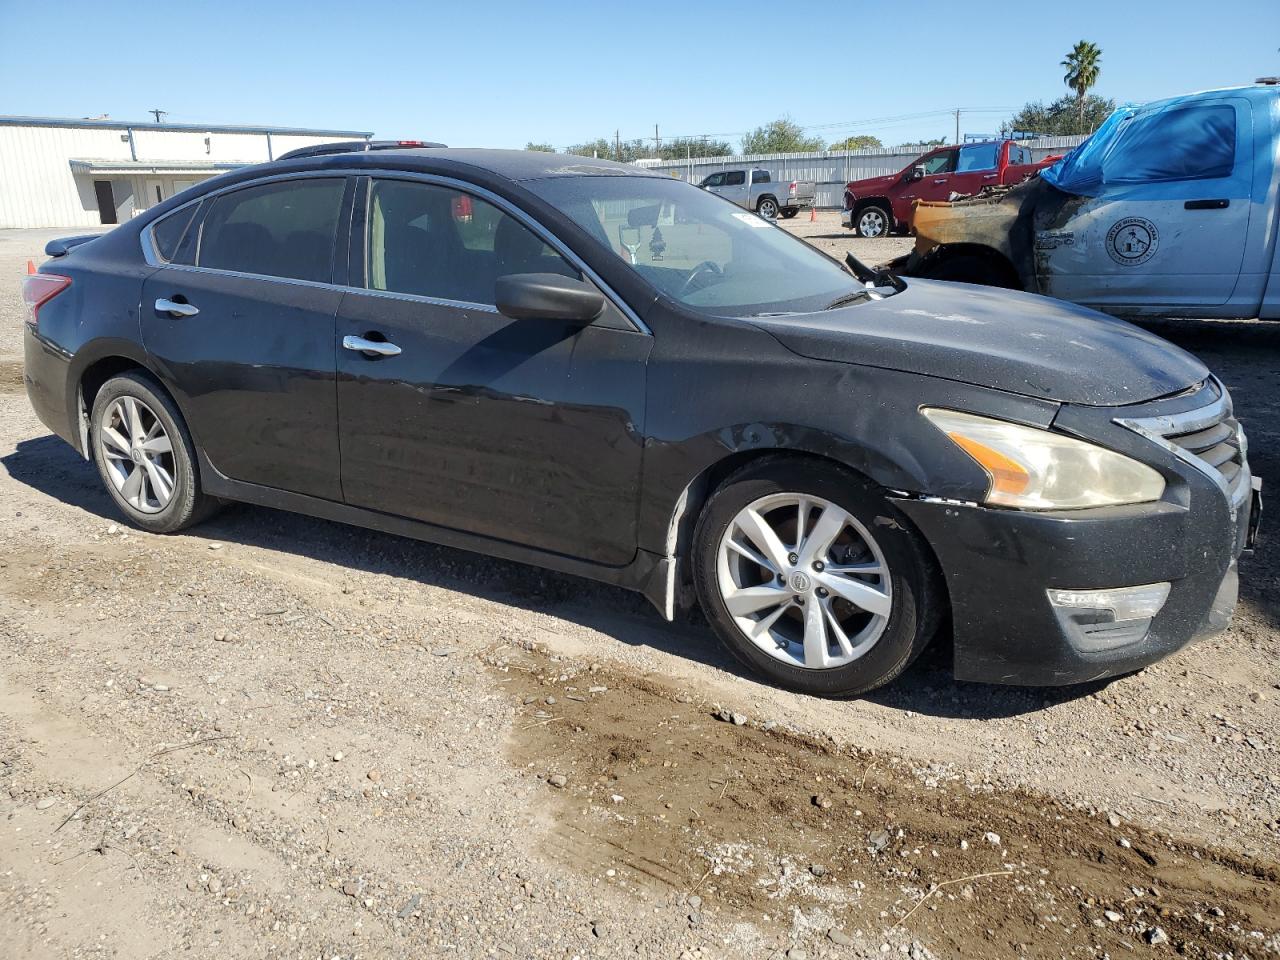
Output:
left=699, top=168, right=817, bottom=219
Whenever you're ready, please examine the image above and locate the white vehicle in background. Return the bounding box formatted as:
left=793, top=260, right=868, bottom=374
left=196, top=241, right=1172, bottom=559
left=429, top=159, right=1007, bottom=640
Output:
left=699, top=169, right=816, bottom=219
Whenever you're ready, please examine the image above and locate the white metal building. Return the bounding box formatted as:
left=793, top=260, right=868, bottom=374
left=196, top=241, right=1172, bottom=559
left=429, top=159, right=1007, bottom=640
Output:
left=0, top=116, right=373, bottom=228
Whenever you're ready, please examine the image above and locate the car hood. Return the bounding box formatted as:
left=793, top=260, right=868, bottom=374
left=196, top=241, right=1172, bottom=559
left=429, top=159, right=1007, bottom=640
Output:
left=847, top=173, right=898, bottom=193
left=748, top=279, right=1209, bottom=407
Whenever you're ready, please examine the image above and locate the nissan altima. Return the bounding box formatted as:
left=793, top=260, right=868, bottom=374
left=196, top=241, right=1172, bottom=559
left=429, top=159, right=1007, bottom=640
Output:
left=21, top=145, right=1261, bottom=695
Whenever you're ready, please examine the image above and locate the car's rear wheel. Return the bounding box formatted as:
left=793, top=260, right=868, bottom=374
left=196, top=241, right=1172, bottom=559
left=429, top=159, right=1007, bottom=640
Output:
left=91, top=372, right=218, bottom=533
left=780, top=208, right=799, bottom=219
left=757, top=197, right=779, bottom=219
left=854, top=205, right=891, bottom=238
left=692, top=459, right=941, bottom=697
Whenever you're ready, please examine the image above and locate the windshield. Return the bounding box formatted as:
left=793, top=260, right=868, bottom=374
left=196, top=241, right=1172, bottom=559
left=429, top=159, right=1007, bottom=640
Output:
left=526, top=175, right=861, bottom=316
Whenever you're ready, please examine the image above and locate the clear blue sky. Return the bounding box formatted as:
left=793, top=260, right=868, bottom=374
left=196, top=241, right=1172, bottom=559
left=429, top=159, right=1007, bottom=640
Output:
left=2, top=0, right=1277, bottom=150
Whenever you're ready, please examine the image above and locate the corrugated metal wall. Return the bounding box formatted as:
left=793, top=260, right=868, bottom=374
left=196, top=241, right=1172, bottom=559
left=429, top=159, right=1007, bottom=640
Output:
left=0, top=126, right=366, bottom=228
left=640, top=136, right=1087, bottom=208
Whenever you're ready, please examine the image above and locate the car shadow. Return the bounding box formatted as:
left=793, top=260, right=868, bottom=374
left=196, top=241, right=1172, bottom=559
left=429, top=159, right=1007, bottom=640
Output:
left=2, top=433, right=1149, bottom=720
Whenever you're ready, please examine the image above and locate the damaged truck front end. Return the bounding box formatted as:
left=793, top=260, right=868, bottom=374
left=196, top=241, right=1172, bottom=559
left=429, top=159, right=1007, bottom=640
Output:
left=889, top=82, right=1280, bottom=321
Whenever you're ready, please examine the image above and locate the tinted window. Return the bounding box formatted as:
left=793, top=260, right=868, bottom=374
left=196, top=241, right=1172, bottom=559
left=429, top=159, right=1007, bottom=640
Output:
left=919, top=151, right=956, bottom=175
left=702, top=173, right=724, bottom=187
left=365, top=179, right=578, bottom=305
left=152, top=202, right=201, bottom=263
left=197, top=178, right=345, bottom=282
left=724, top=171, right=746, bottom=186
left=528, top=175, right=860, bottom=317
left=1102, top=104, right=1236, bottom=184
left=956, top=143, right=999, bottom=173
left=754, top=170, right=771, bottom=183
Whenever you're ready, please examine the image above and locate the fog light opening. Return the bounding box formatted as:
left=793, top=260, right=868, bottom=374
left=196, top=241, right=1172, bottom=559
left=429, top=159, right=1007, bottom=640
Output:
left=1047, top=582, right=1171, bottom=652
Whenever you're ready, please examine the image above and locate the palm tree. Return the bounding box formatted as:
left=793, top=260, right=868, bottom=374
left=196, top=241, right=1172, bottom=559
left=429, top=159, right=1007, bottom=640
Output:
left=1061, top=41, right=1102, bottom=131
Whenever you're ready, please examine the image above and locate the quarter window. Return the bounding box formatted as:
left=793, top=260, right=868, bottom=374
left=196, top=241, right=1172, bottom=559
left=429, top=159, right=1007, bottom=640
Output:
left=364, top=179, right=578, bottom=304
left=196, top=178, right=345, bottom=282
left=152, top=202, right=201, bottom=264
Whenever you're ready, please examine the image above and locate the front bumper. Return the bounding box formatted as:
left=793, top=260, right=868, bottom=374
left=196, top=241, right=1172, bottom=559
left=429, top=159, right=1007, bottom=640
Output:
left=840, top=208, right=854, bottom=229
left=892, top=380, right=1260, bottom=686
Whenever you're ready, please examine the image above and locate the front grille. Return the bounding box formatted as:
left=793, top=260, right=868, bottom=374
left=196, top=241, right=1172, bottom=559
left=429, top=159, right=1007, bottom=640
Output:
left=1116, top=379, right=1251, bottom=509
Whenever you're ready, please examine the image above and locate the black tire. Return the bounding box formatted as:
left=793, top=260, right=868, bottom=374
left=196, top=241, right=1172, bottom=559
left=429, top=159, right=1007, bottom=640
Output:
left=922, top=254, right=1020, bottom=289
left=756, top=196, right=779, bottom=220
left=853, top=204, right=892, bottom=239
left=691, top=458, right=943, bottom=697
left=780, top=208, right=799, bottom=219
left=90, top=371, right=219, bottom=533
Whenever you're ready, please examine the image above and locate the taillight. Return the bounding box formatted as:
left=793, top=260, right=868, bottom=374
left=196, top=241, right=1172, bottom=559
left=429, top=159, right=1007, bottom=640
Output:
left=21, top=273, right=71, bottom=328
left=789, top=180, right=798, bottom=196
left=397, top=140, right=428, bottom=147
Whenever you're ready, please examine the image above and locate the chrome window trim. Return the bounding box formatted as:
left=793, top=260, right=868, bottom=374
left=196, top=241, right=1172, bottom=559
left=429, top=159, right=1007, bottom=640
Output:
left=140, top=168, right=649, bottom=335
left=1115, top=377, right=1250, bottom=512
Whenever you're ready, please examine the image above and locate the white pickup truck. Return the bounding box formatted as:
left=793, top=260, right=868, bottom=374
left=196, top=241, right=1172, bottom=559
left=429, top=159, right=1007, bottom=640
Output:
left=699, top=169, right=817, bottom=219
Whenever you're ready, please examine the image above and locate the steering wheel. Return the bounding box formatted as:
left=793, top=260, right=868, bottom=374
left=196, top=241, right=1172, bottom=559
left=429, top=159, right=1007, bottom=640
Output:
left=678, top=260, right=723, bottom=297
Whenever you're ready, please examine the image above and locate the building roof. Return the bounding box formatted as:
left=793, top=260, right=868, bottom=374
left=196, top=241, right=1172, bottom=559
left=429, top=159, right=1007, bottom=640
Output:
left=0, top=115, right=372, bottom=138
left=69, top=159, right=248, bottom=177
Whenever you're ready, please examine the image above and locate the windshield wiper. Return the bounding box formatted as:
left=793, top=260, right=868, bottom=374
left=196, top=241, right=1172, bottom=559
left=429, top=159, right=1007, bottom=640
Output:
left=823, top=290, right=872, bottom=311
left=845, top=252, right=907, bottom=294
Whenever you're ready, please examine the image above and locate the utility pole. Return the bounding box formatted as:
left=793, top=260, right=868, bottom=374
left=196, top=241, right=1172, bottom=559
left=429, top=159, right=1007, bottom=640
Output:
left=149, top=108, right=168, bottom=124
left=654, top=124, right=660, bottom=156
left=954, top=108, right=961, bottom=145
left=615, top=129, right=621, bottom=161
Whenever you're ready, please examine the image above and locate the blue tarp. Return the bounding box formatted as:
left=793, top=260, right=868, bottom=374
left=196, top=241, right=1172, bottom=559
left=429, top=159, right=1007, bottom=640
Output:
left=1042, top=95, right=1240, bottom=197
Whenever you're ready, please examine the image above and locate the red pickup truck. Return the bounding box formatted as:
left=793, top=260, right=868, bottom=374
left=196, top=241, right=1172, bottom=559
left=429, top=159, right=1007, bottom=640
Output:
left=841, top=140, right=1059, bottom=237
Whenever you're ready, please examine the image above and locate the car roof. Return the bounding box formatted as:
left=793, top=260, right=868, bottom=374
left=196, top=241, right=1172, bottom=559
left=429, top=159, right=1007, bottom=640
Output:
left=288, top=147, right=661, bottom=182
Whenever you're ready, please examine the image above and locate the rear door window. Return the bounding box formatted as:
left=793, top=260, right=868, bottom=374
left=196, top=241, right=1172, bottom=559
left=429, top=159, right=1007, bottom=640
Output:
left=363, top=179, right=578, bottom=305
left=724, top=171, right=746, bottom=186
left=753, top=170, right=771, bottom=183
left=196, top=178, right=345, bottom=282
left=957, top=143, right=999, bottom=172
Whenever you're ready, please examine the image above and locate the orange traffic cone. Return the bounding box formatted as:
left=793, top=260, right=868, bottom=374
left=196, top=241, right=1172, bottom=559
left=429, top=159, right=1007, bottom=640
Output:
left=809, top=206, right=816, bottom=222
left=26, top=259, right=36, bottom=274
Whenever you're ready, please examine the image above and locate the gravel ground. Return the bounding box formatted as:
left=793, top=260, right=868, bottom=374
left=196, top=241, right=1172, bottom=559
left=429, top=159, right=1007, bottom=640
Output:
left=1, top=218, right=1277, bottom=959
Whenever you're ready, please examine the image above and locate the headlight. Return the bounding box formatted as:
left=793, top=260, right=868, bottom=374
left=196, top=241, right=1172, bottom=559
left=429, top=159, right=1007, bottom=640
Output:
left=921, top=408, right=1166, bottom=510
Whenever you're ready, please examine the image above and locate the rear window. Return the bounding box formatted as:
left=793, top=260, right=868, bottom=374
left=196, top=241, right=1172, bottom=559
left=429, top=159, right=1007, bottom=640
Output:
left=196, top=178, right=345, bottom=282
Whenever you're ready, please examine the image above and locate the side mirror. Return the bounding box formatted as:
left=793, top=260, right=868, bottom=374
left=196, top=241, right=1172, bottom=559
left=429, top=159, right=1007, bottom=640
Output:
left=908, top=165, right=926, bottom=182
left=495, top=273, right=605, bottom=324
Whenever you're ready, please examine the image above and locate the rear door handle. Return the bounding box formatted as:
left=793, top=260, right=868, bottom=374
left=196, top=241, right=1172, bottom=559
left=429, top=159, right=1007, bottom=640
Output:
left=342, top=334, right=401, bottom=357
left=982, top=173, right=999, bottom=179
left=1184, top=198, right=1229, bottom=210
left=155, top=297, right=199, bottom=317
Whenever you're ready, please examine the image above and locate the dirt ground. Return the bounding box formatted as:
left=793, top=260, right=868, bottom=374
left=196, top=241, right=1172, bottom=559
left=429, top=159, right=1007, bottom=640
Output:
left=1, top=218, right=1277, bottom=960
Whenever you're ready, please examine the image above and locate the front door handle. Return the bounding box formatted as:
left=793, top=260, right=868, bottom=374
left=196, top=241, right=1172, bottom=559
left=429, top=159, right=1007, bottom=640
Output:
left=342, top=334, right=402, bottom=357
left=155, top=298, right=199, bottom=317
left=1184, top=198, right=1229, bottom=210
left=933, top=178, right=949, bottom=184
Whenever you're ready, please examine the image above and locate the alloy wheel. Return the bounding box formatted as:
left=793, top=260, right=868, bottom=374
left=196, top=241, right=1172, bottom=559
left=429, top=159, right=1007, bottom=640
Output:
left=858, top=210, right=886, bottom=237
left=716, top=492, right=892, bottom=670
left=99, top=396, right=176, bottom=514
left=759, top=199, right=778, bottom=219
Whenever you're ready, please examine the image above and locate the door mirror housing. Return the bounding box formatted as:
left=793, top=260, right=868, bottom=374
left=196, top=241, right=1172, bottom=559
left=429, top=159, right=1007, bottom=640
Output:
left=495, top=273, right=606, bottom=324
left=908, top=165, right=926, bottom=182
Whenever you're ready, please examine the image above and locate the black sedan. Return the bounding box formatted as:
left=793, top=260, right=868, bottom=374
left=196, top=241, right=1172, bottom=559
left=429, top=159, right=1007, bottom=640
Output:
left=21, top=146, right=1260, bottom=695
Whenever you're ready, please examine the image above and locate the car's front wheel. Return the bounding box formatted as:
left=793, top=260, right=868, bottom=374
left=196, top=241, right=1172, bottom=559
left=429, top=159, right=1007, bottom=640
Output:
left=91, top=371, right=218, bottom=533
left=854, top=205, right=891, bottom=238
left=692, top=459, right=941, bottom=697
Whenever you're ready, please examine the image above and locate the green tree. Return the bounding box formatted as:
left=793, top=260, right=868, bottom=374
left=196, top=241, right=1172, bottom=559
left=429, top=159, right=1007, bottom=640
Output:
left=1009, top=94, right=1116, bottom=136
left=1061, top=40, right=1103, bottom=129
left=657, top=137, right=733, bottom=160
left=829, top=134, right=883, bottom=151
left=524, top=142, right=556, bottom=153
left=740, top=118, right=824, bottom=155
